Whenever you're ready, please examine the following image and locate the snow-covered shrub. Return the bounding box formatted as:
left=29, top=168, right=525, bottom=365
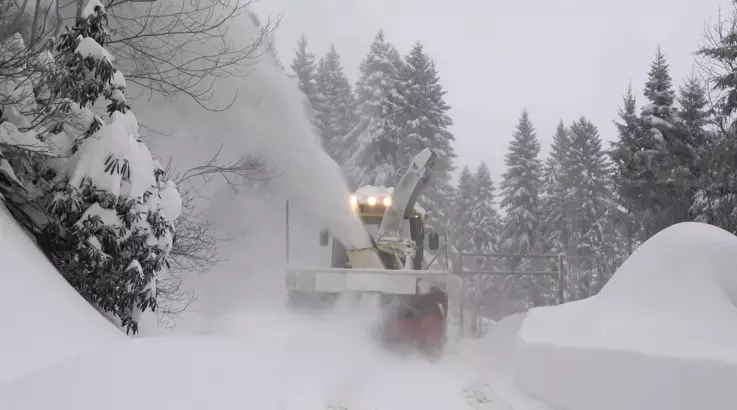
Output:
left=35, top=1, right=181, bottom=334
left=0, top=30, right=58, bottom=231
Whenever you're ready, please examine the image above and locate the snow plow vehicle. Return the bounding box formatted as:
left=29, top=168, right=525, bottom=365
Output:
left=285, top=148, right=462, bottom=357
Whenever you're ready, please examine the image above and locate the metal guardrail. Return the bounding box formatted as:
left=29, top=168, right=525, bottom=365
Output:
left=453, top=252, right=566, bottom=305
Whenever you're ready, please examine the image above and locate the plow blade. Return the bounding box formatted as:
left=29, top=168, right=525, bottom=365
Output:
left=286, top=267, right=456, bottom=295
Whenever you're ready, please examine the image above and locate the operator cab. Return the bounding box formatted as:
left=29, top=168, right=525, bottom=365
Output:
left=320, top=187, right=440, bottom=270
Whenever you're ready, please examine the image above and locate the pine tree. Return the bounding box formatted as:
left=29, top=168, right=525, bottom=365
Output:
left=609, top=82, right=647, bottom=247
left=449, top=166, right=480, bottom=317
left=290, top=35, right=322, bottom=132
left=314, top=44, right=355, bottom=164
left=39, top=1, right=181, bottom=334
left=395, top=42, right=456, bottom=226
left=450, top=166, right=475, bottom=255
left=498, top=110, right=544, bottom=308
left=343, top=30, right=405, bottom=188
left=677, top=74, right=710, bottom=138
left=500, top=110, right=542, bottom=256
left=667, top=74, right=710, bottom=224
left=465, top=162, right=502, bottom=315
left=692, top=10, right=737, bottom=232
left=539, top=120, right=570, bottom=254
left=640, top=47, right=689, bottom=235
left=470, top=162, right=501, bottom=255
left=563, top=117, right=616, bottom=298
left=697, top=6, right=737, bottom=121
left=643, top=46, right=675, bottom=121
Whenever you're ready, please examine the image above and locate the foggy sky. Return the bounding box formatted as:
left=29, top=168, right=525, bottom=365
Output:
left=252, top=0, right=729, bottom=183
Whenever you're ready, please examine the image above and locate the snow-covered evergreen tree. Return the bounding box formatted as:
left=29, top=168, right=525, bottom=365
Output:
left=609, top=82, right=648, bottom=248
left=0, top=32, right=54, bottom=218
left=464, top=162, right=501, bottom=316
left=314, top=44, right=355, bottom=164
left=395, top=42, right=456, bottom=226
left=697, top=7, right=737, bottom=121
left=498, top=110, right=544, bottom=308
left=470, top=162, right=500, bottom=254
left=539, top=120, right=570, bottom=254
left=643, top=46, right=676, bottom=121
left=38, top=1, right=181, bottom=334
left=677, top=75, right=710, bottom=141
left=639, top=47, right=697, bottom=236
left=449, top=166, right=481, bottom=317
left=290, top=35, right=323, bottom=132
left=664, top=74, right=709, bottom=225
left=692, top=13, right=737, bottom=232
left=563, top=116, right=616, bottom=298
left=450, top=166, right=475, bottom=256
left=343, top=31, right=405, bottom=188
left=500, top=110, right=542, bottom=256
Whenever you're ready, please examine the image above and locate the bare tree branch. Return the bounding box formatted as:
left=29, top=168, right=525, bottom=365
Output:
left=98, top=0, right=281, bottom=111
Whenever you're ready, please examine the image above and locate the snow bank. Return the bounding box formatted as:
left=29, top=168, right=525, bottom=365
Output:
left=515, top=222, right=737, bottom=410
left=0, top=204, right=123, bottom=383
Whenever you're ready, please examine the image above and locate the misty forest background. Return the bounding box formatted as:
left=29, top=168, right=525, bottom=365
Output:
left=287, top=3, right=737, bottom=318
left=4, top=0, right=737, bottom=329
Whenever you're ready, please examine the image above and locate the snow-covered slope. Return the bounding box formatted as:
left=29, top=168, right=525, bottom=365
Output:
left=515, top=222, right=737, bottom=410
left=0, top=204, right=124, bottom=383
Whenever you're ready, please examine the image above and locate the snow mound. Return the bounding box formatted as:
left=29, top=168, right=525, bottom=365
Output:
left=0, top=203, right=123, bottom=383
left=520, top=222, right=737, bottom=358
left=515, top=222, right=737, bottom=410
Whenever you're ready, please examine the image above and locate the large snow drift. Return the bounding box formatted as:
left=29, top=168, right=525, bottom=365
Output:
left=515, top=222, right=737, bottom=410
left=0, top=204, right=123, bottom=383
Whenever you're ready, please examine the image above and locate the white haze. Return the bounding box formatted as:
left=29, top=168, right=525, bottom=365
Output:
left=122, top=2, right=371, bottom=324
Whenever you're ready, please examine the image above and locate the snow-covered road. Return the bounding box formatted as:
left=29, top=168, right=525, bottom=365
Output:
left=200, top=307, right=553, bottom=410
left=0, top=301, right=553, bottom=410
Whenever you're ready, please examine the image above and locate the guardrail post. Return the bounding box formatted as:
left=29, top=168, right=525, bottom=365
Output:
left=285, top=200, right=290, bottom=264
left=558, top=254, right=565, bottom=304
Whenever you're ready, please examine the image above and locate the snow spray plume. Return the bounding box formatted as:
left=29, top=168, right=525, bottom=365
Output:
left=132, top=3, right=370, bottom=251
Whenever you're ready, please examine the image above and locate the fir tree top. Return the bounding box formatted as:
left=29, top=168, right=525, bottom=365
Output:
left=290, top=35, right=317, bottom=97
left=677, top=74, right=709, bottom=133
left=643, top=46, right=675, bottom=119
left=501, top=110, right=542, bottom=207
left=499, top=110, right=542, bottom=254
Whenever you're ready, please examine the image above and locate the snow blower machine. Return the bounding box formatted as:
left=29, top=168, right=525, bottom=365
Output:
left=285, top=148, right=462, bottom=358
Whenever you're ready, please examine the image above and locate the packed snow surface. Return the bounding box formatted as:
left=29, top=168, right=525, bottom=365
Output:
left=0, top=204, right=123, bottom=384
left=0, top=305, right=552, bottom=410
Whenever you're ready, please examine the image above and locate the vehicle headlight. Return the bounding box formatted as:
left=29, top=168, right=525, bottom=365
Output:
left=368, top=196, right=377, bottom=206
left=383, top=197, right=392, bottom=207
left=350, top=195, right=358, bottom=207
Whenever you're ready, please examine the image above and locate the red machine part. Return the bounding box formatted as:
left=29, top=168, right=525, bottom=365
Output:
left=380, top=289, right=447, bottom=356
